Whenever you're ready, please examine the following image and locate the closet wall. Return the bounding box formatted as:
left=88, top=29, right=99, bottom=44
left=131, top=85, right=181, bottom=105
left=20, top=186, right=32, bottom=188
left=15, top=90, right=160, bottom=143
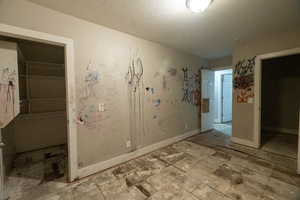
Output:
left=15, top=46, right=67, bottom=153
left=261, top=54, right=300, bottom=135
left=1, top=37, right=67, bottom=157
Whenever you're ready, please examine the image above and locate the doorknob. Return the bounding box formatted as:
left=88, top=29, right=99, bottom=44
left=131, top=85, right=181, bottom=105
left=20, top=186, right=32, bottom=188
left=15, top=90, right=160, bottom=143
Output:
left=0, top=142, right=5, bottom=148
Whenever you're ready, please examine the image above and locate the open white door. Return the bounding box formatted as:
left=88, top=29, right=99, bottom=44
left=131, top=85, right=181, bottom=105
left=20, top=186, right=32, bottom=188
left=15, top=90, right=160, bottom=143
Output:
left=221, top=74, right=232, bottom=122
left=201, top=69, right=215, bottom=132
left=0, top=129, right=5, bottom=200
left=0, top=40, right=20, bottom=199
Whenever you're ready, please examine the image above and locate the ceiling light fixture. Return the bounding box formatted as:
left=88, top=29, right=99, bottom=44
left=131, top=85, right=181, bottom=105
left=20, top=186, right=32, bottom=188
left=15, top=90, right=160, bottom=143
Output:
left=186, top=0, right=213, bottom=13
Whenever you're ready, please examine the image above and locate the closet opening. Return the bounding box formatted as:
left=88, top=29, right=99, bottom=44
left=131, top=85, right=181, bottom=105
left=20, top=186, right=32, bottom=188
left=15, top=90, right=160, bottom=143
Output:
left=0, top=36, right=68, bottom=199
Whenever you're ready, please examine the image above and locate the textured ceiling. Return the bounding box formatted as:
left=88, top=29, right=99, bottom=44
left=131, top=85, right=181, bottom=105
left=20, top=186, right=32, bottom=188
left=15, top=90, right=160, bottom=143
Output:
left=28, top=0, right=300, bottom=59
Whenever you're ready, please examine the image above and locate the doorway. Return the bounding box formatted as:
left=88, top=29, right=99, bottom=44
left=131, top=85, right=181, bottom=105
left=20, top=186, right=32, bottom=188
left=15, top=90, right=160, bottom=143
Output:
left=213, top=69, right=233, bottom=136
left=254, top=48, right=300, bottom=173
left=0, top=36, right=68, bottom=199
left=0, top=23, right=77, bottom=199
left=261, top=54, right=300, bottom=159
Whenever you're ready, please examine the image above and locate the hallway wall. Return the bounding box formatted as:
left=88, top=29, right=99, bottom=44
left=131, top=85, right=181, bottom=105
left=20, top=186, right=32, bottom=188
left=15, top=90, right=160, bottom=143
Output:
left=0, top=0, right=206, bottom=176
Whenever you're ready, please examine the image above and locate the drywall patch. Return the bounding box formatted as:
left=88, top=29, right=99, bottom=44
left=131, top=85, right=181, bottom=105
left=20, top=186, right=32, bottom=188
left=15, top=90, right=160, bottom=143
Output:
left=233, top=56, right=256, bottom=104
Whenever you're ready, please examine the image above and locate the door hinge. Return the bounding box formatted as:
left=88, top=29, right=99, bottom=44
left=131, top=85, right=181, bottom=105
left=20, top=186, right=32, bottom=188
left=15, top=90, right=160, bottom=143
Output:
left=0, top=142, right=5, bottom=148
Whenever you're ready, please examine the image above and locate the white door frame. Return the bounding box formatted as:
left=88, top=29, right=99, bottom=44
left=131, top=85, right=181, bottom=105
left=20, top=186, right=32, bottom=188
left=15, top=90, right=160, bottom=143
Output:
left=0, top=23, right=78, bottom=182
left=254, top=47, right=300, bottom=173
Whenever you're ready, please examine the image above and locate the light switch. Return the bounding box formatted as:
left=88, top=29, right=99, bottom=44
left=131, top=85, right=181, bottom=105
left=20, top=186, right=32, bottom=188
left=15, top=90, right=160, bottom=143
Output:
left=126, top=140, right=131, bottom=148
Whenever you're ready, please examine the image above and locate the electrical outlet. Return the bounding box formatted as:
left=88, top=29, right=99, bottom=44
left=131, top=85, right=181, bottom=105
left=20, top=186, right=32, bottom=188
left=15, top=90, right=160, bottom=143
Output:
left=126, top=140, right=131, bottom=148
left=98, top=103, right=105, bottom=112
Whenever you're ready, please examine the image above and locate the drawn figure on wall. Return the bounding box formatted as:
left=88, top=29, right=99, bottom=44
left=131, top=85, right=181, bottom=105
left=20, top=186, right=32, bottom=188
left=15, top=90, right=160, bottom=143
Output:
left=182, top=67, right=201, bottom=106
left=193, top=69, right=201, bottom=106
left=234, top=56, right=256, bottom=103
left=82, top=61, right=100, bottom=100
left=0, top=67, right=17, bottom=127
left=77, top=62, right=101, bottom=128
left=125, top=52, right=145, bottom=151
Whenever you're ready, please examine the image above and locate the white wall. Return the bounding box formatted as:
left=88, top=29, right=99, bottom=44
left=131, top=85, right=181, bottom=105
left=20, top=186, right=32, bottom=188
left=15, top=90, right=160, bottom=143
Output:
left=209, top=56, right=232, bottom=69
left=214, top=69, right=232, bottom=123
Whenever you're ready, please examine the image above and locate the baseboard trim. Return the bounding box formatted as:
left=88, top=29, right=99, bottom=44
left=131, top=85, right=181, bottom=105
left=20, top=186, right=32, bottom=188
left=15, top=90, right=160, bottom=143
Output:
left=262, top=126, right=298, bottom=135
left=231, top=136, right=259, bottom=148
left=77, top=129, right=201, bottom=179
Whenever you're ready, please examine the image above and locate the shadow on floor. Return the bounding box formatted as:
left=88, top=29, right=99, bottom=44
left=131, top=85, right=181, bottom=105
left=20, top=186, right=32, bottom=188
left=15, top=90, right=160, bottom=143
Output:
left=188, top=129, right=297, bottom=173
left=261, top=131, right=298, bottom=159
left=6, top=145, right=68, bottom=200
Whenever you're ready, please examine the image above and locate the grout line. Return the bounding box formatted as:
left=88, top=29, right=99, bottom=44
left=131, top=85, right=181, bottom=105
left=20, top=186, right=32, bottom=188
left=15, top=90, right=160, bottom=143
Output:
left=95, top=183, right=107, bottom=200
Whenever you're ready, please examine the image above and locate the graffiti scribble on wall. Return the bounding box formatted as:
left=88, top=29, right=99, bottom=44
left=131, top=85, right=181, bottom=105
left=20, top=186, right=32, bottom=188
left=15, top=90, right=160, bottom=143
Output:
left=77, top=62, right=101, bottom=128
left=0, top=67, right=17, bottom=127
left=234, top=56, right=256, bottom=103
left=83, top=62, right=100, bottom=99
left=182, top=67, right=201, bottom=106
left=153, top=99, right=161, bottom=107
left=167, top=67, right=177, bottom=76
left=125, top=53, right=145, bottom=150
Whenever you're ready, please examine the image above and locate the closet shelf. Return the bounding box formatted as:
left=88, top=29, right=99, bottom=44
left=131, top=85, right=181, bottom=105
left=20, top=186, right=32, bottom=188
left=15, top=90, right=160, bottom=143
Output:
left=19, top=74, right=65, bottom=79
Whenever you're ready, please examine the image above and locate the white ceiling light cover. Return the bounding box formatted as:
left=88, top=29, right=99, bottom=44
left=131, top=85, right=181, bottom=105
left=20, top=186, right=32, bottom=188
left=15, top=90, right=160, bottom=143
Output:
left=186, top=0, right=213, bottom=12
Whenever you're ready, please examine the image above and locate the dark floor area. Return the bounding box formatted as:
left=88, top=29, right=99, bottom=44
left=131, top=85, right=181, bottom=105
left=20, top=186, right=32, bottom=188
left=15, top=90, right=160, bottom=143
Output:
left=188, top=129, right=297, bottom=173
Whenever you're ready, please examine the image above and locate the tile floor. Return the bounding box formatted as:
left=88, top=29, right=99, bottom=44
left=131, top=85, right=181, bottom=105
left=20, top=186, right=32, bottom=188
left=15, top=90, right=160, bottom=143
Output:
left=190, top=130, right=298, bottom=172
left=261, top=132, right=298, bottom=159
left=5, top=132, right=300, bottom=200
left=213, top=123, right=232, bottom=136
left=5, top=145, right=67, bottom=200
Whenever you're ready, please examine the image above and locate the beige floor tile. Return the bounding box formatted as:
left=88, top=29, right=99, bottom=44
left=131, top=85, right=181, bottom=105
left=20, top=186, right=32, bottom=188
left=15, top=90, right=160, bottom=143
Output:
left=263, top=177, right=300, bottom=200
left=192, top=184, right=231, bottom=200
left=149, top=184, right=198, bottom=200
